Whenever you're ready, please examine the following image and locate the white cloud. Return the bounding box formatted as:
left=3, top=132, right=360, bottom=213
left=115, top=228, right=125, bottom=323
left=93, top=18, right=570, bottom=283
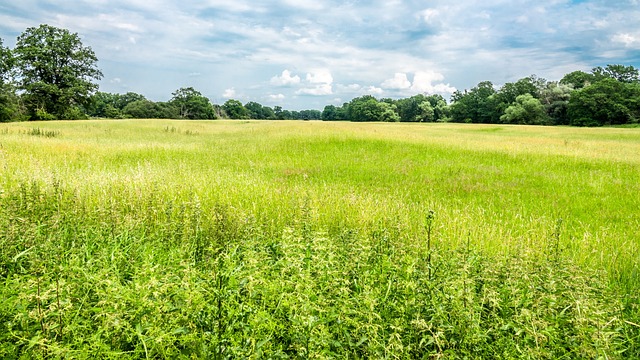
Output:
left=270, top=70, right=301, bottom=86
left=281, top=0, right=324, bottom=11
left=296, top=84, right=333, bottom=96
left=306, top=70, right=333, bottom=84
left=269, top=93, right=285, bottom=100
left=419, top=8, right=439, bottom=22
left=411, top=71, right=456, bottom=95
left=363, top=86, right=384, bottom=95
left=337, top=84, right=362, bottom=92
left=295, top=69, right=334, bottom=95
left=222, top=88, right=236, bottom=98
left=612, top=33, right=639, bottom=48
left=381, top=73, right=412, bottom=90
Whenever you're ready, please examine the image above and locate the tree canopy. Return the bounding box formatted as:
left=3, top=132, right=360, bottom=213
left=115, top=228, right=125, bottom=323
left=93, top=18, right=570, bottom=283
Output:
left=13, top=24, right=102, bottom=120
left=170, top=87, right=216, bottom=119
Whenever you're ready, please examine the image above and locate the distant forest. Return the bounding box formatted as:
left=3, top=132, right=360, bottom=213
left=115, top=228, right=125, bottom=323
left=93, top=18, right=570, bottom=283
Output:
left=2, top=25, right=639, bottom=126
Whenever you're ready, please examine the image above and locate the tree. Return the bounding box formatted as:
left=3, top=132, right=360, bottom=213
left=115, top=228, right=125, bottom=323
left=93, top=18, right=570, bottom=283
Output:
left=87, top=91, right=148, bottom=118
left=494, top=76, right=542, bottom=111
left=560, top=70, right=595, bottom=90
left=244, top=101, right=275, bottom=120
left=122, top=100, right=178, bottom=119
left=0, top=38, right=27, bottom=122
left=568, top=78, right=640, bottom=126
left=449, top=81, right=498, bottom=123
left=500, top=94, right=548, bottom=125
left=592, top=64, right=639, bottom=83
left=425, top=94, right=449, bottom=122
left=296, top=109, right=322, bottom=120
left=321, top=105, right=347, bottom=121
left=539, top=82, right=573, bottom=125
left=378, top=102, right=400, bottom=122
left=396, top=94, right=426, bottom=122
left=222, top=99, right=248, bottom=119
left=0, top=38, right=13, bottom=85
left=13, top=24, right=102, bottom=119
left=170, top=87, right=216, bottom=119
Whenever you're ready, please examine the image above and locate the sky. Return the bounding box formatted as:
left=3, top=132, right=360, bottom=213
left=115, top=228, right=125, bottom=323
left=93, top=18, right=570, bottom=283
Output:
left=1, top=0, right=639, bottom=110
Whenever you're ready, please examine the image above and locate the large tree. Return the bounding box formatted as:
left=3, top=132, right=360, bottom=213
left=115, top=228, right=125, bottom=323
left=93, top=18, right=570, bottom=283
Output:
left=449, top=81, right=498, bottom=123
left=13, top=24, right=103, bottom=120
left=500, top=94, right=548, bottom=125
left=170, top=87, right=216, bottom=119
left=244, top=101, right=275, bottom=120
left=568, top=78, right=640, bottom=126
left=222, top=99, right=249, bottom=119
left=0, top=38, right=13, bottom=84
left=0, top=38, right=25, bottom=122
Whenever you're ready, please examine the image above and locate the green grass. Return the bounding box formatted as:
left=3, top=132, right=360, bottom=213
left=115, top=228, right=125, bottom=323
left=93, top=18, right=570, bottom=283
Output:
left=1, top=120, right=639, bottom=358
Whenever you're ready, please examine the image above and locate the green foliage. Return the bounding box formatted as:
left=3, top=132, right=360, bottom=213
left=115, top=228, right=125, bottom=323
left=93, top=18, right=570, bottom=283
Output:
left=321, top=104, right=346, bottom=120
left=244, top=101, right=275, bottom=120
left=0, top=38, right=14, bottom=85
left=170, top=87, right=217, bottom=119
left=539, top=82, right=573, bottom=125
left=568, top=78, right=640, bottom=126
left=560, top=70, right=595, bottom=90
left=592, top=64, right=640, bottom=83
left=0, top=178, right=636, bottom=358
left=450, top=81, right=498, bottom=123
left=0, top=84, right=27, bottom=122
left=500, top=94, right=548, bottom=125
left=296, top=109, right=322, bottom=120
left=87, top=91, right=147, bottom=118
left=13, top=25, right=102, bottom=120
left=346, top=95, right=400, bottom=122
left=122, top=100, right=178, bottom=119
left=222, top=99, right=248, bottom=119
left=396, top=94, right=426, bottom=122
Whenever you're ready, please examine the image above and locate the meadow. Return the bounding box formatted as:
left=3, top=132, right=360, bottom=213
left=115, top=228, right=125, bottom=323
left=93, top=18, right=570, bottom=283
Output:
left=0, top=120, right=639, bottom=358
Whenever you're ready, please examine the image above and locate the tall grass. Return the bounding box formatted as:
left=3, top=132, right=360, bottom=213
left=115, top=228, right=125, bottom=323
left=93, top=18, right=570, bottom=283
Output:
left=0, top=120, right=639, bottom=357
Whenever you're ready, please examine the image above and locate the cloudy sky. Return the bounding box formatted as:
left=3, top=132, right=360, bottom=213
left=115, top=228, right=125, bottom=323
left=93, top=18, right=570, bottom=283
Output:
left=1, top=0, right=639, bottom=110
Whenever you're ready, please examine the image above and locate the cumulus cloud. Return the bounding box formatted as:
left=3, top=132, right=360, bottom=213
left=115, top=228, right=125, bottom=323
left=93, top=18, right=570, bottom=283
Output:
left=363, top=86, right=384, bottom=95
left=296, top=84, right=333, bottom=96
left=612, top=33, right=639, bottom=48
left=381, top=73, right=412, bottom=90
left=222, top=88, right=236, bottom=99
left=306, top=70, right=334, bottom=85
left=419, top=8, right=439, bottom=22
left=296, top=69, right=334, bottom=96
left=270, top=70, right=301, bottom=86
left=411, top=71, right=456, bottom=94
left=337, top=84, right=362, bottom=92
left=269, top=93, right=285, bottom=100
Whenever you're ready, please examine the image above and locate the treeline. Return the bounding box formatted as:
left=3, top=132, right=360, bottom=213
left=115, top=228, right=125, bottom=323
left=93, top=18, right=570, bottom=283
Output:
left=323, top=66, right=640, bottom=126
left=85, top=89, right=322, bottom=121
left=1, top=24, right=639, bottom=126
left=0, top=25, right=320, bottom=122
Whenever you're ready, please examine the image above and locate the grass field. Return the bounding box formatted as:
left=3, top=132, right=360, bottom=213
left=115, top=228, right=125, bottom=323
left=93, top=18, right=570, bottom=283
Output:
left=1, top=120, right=639, bottom=358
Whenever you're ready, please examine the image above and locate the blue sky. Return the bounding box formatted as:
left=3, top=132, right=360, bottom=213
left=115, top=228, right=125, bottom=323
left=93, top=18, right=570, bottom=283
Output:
left=1, top=0, right=639, bottom=110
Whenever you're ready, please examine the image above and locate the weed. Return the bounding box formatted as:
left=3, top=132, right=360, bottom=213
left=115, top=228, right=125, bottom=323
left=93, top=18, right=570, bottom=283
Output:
left=26, top=128, right=60, bottom=138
